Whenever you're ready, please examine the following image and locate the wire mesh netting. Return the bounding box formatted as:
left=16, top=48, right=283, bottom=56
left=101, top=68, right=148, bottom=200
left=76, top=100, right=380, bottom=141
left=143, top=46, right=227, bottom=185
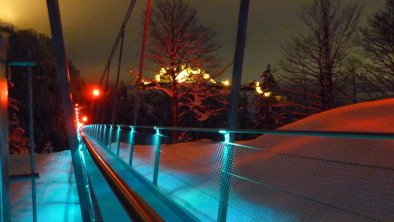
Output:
left=229, top=139, right=393, bottom=221
left=83, top=125, right=394, bottom=222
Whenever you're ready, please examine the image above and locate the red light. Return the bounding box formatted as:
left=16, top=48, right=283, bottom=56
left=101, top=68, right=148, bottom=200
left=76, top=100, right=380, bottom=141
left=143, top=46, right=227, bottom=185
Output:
left=92, top=89, right=100, bottom=97
left=82, top=116, right=88, bottom=122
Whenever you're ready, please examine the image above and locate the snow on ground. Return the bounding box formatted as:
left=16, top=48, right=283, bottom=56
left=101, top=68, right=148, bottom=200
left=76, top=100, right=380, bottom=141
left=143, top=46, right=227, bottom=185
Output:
left=232, top=98, right=394, bottom=221
left=244, top=98, right=394, bottom=167
left=10, top=151, right=81, bottom=222
left=111, top=98, right=394, bottom=221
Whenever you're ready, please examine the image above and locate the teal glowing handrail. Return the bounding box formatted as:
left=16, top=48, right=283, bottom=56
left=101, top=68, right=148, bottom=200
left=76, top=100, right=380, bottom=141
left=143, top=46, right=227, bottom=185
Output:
left=84, top=124, right=394, bottom=222
left=80, top=131, right=164, bottom=222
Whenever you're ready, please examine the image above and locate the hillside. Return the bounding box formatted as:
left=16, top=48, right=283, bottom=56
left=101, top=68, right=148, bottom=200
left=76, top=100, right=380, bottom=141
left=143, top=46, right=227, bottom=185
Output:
left=235, top=98, right=394, bottom=221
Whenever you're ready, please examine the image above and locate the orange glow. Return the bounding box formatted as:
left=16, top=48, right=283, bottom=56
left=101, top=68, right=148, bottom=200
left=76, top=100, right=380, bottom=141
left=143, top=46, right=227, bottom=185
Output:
left=82, top=116, right=88, bottom=122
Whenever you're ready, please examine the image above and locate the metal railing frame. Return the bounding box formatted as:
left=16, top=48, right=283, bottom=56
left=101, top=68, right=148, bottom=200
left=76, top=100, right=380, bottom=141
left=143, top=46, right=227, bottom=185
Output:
left=80, top=130, right=164, bottom=222
left=83, top=124, right=394, bottom=222
left=7, top=59, right=38, bottom=222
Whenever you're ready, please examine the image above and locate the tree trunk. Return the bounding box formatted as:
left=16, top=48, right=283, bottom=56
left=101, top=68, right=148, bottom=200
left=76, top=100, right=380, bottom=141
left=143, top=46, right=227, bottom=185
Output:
left=172, top=79, right=177, bottom=143
left=321, top=0, right=333, bottom=110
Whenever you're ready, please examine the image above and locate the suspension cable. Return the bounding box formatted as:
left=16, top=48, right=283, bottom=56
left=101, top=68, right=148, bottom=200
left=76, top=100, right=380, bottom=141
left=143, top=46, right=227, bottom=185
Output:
left=99, top=0, right=137, bottom=87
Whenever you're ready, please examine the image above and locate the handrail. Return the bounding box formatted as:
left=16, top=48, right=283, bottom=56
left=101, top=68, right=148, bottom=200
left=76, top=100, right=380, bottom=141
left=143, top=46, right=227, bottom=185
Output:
left=80, top=131, right=164, bottom=222
left=85, top=124, right=394, bottom=221
left=99, top=124, right=394, bottom=140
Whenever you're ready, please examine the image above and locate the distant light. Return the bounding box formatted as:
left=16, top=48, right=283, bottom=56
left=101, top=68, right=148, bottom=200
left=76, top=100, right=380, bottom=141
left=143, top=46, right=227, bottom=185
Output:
left=156, top=65, right=211, bottom=83
left=82, top=116, right=88, bottom=122
left=154, top=74, right=161, bottom=82
left=92, top=89, right=100, bottom=97
left=222, top=80, right=230, bottom=86
left=175, top=69, right=189, bottom=83
left=264, top=91, right=272, bottom=97
left=75, top=103, right=79, bottom=107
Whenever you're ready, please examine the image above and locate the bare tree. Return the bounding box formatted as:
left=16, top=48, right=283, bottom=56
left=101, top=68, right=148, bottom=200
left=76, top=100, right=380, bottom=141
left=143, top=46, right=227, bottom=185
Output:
left=177, top=70, right=228, bottom=125
left=146, top=0, right=218, bottom=133
left=344, top=56, right=362, bottom=104
left=280, top=0, right=362, bottom=114
left=360, top=0, right=394, bottom=98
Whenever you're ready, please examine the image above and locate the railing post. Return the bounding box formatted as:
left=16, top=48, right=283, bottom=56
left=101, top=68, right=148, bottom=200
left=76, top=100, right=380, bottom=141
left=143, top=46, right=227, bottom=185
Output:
left=128, top=126, right=135, bottom=166
left=96, top=125, right=99, bottom=139
left=98, top=125, right=102, bottom=142
left=217, top=131, right=234, bottom=222
left=103, top=125, right=108, bottom=146
left=7, top=55, right=38, bottom=221
left=152, top=127, right=161, bottom=186
left=94, top=125, right=98, bottom=139
left=100, top=125, right=105, bottom=144
left=98, top=125, right=103, bottom=142
left=27, top=52, right=37, bottom=222
left=116, top=125, right=121, bottom=156
left=108, top=125, right=114, bottom=149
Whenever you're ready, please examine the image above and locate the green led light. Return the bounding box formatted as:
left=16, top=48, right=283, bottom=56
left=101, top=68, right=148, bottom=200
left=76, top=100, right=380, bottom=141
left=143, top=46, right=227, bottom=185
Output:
left=155, top=127, right=160, bottom=135
left=224, top=132, right=230, bottom=143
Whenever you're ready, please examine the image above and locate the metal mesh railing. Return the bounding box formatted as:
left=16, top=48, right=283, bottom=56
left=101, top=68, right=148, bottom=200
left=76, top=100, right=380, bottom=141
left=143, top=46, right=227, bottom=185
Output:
left=81, top=125, right=394, bottom=222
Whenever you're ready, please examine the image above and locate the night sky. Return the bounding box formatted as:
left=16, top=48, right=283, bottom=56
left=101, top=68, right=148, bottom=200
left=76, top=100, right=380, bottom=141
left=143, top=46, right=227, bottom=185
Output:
left=0, top=0, right=386, bottom=83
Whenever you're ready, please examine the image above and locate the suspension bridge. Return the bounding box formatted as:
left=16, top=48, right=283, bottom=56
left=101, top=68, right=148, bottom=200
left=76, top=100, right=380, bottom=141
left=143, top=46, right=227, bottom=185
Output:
left=1, top=1, right=393, bottom=222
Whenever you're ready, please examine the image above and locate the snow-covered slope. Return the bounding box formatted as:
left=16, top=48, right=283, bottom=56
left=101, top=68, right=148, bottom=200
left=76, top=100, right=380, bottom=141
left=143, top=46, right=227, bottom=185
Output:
left=244, top=98, right=394, bottom=168
left=281, top=98, right=394, bottom=132
left=234, top=98, right=394, bottom=221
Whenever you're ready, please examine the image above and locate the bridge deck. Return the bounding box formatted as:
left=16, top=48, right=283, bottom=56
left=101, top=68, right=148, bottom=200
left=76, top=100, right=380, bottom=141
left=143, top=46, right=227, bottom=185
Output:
left=10, top=151, right=82, bottom=221
left=84, top=136, right=197, bottom=221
